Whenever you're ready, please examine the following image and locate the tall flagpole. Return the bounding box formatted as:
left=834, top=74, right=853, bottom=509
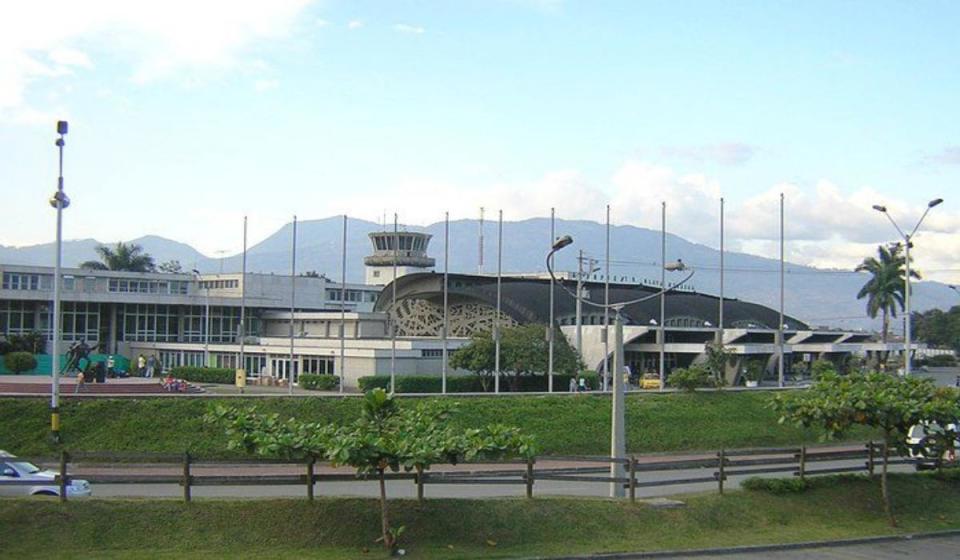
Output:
left=719, top=198, right=724, bottom=343
left=779, top=193, right=785, bottom=388
left=478, top=207, right=484, bottom=274
left=50, top=121, right=69, bottom=443
left=390, top=213, right=398, bottom=393
left=339, top=215, right=347, bottom=393
left=603, top=205, right=610, bottom=392
left=495, top=209, right=503, bottom=393
left=442, top=212, right=449, bottom=394
left=288, top=216, right=297, bottom=394
left=239, top=216, right=247, bottom=385
left=548, top=207, right=555, bottom=392
left=659, top=202, right=666, bottom=390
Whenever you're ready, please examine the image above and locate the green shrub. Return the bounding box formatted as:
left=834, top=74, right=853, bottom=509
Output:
left=169, top=367, right=235, bottom=384
left=810, top=359, right=837, bottom=379
left=355, top=373, right=600, bottom=393
left=927, top=354, right=958, bottom=367
left=667, top=366, right=714, bottom=392
left=298, top=374, right=338, bottom=391
left=742, top=476, right=808, bottom=494
left=3, top=352, right=37, bottom=374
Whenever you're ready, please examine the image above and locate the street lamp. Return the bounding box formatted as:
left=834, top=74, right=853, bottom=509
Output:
left=49, top=120, right=69, bottom=443
left=872, top=198, right=943, bottom=376
left=547, top=235, right=694, bottom=497
left=192, top=269, right=211, bottom=367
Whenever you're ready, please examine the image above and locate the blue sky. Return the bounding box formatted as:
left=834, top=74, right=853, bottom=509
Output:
left=1, top=1, right=958, bottom=280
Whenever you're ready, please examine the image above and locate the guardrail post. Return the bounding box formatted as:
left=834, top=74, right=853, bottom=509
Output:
left=798, top=445, right=806, bottom=482
left=525, top=457, right=535, bottom=499
left=867, top=441, right=875, bottom=477
left=59, top=450, right=69, bottom=503
left=416, top=465, right=425, bottom=503
left=717, top=449, right=725, bottom=495
left=306, top=456, right=315, bottom=501
left=182, top=451, right=192, bottom=503
left=628, top=455, right=636, bottom=503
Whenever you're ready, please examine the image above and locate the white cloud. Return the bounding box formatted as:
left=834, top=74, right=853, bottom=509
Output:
left=657, top=142, right=757, bottom=166
left=0, top=0, right=313, bottom=120
left=348, top=20, right=364, bottom=30
left=254, top=79, right=279, bottom=92
left=393, top=23, right=425, bottom=35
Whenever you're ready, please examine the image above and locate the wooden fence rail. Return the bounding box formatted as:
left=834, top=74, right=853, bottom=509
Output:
left=7, top=441, right=930, bottom=503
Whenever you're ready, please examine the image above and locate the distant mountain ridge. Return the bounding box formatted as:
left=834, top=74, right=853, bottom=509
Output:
left=2, top=215, right=956, bottom=331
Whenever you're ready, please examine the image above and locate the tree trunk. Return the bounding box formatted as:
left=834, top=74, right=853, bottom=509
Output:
left=378, top=468, right=394, bottom=551
left=881, top=437, right=897, bottom=527
left=881, top=309, right=889, bottom=344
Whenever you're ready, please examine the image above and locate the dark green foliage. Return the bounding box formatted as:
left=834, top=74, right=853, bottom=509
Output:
left=855, top=243, right=917, bottom=342
left=299, top=374, right=338, bottom=391
left=169, top=366, right=235, bottom=384
left=925, top=354, right=958, bottom=367
left=742, top=477, right=808, bottom=494
left=0, top=332, right=46, bottom=355
left=3, top=351, right=37, bottom=374
left=668, top=366, right=714, bottom=392
left=912, top=306, right=960, bottom=353
left=810, top=359, right=837, bottom=380
left=357, top=373, right=599, bottom=393
left=80, top=242, right=156, bottom=272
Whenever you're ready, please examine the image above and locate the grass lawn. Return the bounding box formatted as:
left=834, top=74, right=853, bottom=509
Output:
left=2, top=473, right=958, bottom=559
left=0, top=392, right=876, bottom=458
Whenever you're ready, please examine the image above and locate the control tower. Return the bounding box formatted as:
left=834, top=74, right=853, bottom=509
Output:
left=363, top=231, right=436, bottom=285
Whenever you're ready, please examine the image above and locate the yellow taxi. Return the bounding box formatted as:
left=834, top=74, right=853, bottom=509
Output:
left=640, top=373, right=661, bottom=390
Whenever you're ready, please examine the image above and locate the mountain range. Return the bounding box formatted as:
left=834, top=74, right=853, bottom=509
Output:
left=2, top=216, right=956, bottom=331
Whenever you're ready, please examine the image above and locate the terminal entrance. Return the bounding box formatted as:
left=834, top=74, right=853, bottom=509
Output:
left=269, top=356, right=299, bottom=384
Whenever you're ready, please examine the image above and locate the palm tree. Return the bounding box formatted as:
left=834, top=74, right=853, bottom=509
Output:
left=855, top=243, right=919, bottom=342
left=80, top=242, right=156, bottom=272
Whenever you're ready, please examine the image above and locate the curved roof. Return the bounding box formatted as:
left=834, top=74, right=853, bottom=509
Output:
left=375, top=272, right=807, bottom=330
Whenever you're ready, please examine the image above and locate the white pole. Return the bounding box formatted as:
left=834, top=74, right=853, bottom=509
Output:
left=478, top=207, right=484, bottom=274
left=340, top=215, right=347, bottom=393
left=659, top=202, right=666, bottom=390
left=442, top=211, right=449, bottom=394
left=495, top=210, right=502, bottom=393
left=289, top=215, right=297, bottom=394
left=904, top=236, right=912, bottom=376
left=603, top=205, right=610, bottom=392
left=609, top=310, right=626, bottom=497
left=240, top=216, right=247, bottom=380
left=778, top=193, right=785, bottom=388
left=576, top=249, right=583, bottom=358
left=391, top=213, right=398, bottom=393
left=204, top=284, right=210, bottom=367
left=719, top=197, right=724, bottom=343
left=548, top=207, right=555, bottom=392
left=50, top=122, right=67, bottom=442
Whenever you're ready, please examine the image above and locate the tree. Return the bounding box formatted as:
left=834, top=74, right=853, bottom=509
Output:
left=206, top=389, right=534, bottom=554
left=703, top=342, right=730, bottom=387
left=773, top=372, right=956, bottom=526
left=855, top=244, right=919, bottom=343
left=449, top=324, right=583, bottom=392
left=667, top=365, right=713, bottom=392
left=0, top=332, right=46, bottom=355
left=80, top=242, right=156, bottom=272
left=912, top=306, right=960, bottom=352
left=158, top=260, right=183, bottom=273
left=3, top=352, right=37, bottom=374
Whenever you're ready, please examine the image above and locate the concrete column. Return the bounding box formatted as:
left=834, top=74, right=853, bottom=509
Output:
left=609, top=312, right=626, bottom=498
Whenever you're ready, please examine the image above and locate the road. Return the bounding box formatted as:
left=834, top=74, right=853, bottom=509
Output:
left=668, top=534, right=960, bottom=559
left=74, top=453, right=914, bottom=500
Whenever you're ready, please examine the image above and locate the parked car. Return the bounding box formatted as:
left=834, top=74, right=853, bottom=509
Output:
left=0, top=451, right=92, bottom=497
left=640, top=373, right=661, bottom=390
left=905, top=423, right=959, bottom=470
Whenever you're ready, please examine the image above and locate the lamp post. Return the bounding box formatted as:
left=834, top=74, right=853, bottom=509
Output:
left=49, top=120, right=69, bottom=443
left=191, top=269, right=211, bottom=367
left=872, top=198, right=943, bottom=376
left=547, top=235, right=693, bottom=497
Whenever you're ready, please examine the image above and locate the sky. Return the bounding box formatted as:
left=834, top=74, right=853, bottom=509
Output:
left=1, top=0, right=958, bottom=282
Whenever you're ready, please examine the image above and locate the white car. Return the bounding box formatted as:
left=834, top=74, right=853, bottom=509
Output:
left=0, top=451, right=92, bottom=497
left=906, top=423, right=959, bottom=470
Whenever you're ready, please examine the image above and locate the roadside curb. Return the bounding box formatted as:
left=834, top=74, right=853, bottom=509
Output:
left=540, top=529, right=960, bottom=559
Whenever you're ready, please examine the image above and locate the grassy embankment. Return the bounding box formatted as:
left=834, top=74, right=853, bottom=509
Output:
left=0, top=391, right=877, bottom=458
left=2, top=473, right=959, bottom=559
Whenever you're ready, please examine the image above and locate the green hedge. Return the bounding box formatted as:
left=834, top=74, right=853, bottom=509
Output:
left=357, top=373, right=599, bottom=393
left=169, top=367, right=235, bottom=384
left=926, top=354, right=958, bottom=367
left=299, top=374, right=338, bottom=391
left=3, top=352, right=37, bottom=375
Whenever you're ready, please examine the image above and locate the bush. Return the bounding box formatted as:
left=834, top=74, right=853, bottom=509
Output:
left=3, top=352, right=37, bottom=374
left=667, top=366, right=714, bottom=392
left=298, top=374, right=339, bottom=391
left=169, top=367, right=235, bottom=384
left=810, top=359, right=837, bottom=379
left=927, top=354, right=958, bottom=367
left=742, top=477, right=808, bottom=494
left=356, top=373, right=600, bottom=393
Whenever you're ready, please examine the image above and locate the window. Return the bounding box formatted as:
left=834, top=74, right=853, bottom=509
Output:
left=118, top=304, right=178, bottom=342
left=372, top=270, right=380, bottom=278
left=421, top=349, right=443, bottom=358
left=0, top=301, right=36, bottom=335
left=109, top=278, right=194, bottom=295
left=303, top=356, right=335, bottom=375
left=63, top=276, right=75, bottom=291
left=2, top=272, right=47, bottom=291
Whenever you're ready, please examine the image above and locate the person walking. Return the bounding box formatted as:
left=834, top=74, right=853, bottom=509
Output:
left=569, top=376, right=578, bottom=393
left=137, top=354, right=146, bottom=376
left=145, top=355, right=157, bottom=378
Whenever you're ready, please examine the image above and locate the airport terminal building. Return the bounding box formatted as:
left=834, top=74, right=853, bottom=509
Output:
left=0, top=231, right=904, bottom=388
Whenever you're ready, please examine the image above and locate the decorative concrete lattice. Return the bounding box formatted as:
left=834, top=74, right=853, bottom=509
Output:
left=391, top=298, right=517, bottom=337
